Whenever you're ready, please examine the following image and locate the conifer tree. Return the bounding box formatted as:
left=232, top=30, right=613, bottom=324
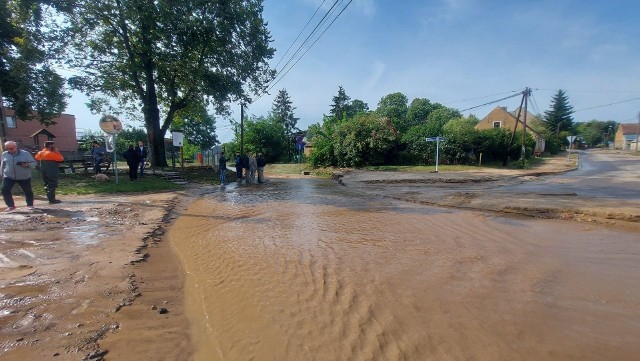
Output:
left=544, top=89, right=574, bottom=135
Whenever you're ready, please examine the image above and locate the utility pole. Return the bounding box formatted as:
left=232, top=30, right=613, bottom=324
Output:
left=520, top=87, right=531, bottom=162
left=502, top=88, right=528, bottom=166
left=240, top=103, right=245, bottom=156
left=636, top=112, right=640, bottom=154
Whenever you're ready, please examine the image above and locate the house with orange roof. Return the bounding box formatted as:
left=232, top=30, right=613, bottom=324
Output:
left=475, top=106, right=546, bottom=154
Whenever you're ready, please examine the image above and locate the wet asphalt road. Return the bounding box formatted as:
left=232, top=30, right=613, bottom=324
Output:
left=511, top=150, right=640, bottom=200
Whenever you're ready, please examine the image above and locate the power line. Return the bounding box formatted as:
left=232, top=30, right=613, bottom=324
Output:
left=459, top=90, right=523, bottom=113
left=265, top=0, right=353, bottom=95
left=273, top=0, right=328, bottom=71
left=443, top=90, right=522, bottom=105
left=573, top=97, right=640, bottom=113
left=263, top=0, right=345, bottom=92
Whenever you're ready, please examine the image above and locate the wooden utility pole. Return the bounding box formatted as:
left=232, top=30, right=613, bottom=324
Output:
left=240, top=103, right=245, bottom=156
left=520, top=88, right=531, bottom=162
left=636, top=112, right=640, bottom=154
left=502, top=88, right=528, bottom=166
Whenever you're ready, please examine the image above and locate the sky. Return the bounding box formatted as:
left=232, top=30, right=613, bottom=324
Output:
left=67, top=0, right=640, bottom=143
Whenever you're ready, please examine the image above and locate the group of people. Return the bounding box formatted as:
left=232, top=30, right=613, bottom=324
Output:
left=217, top=151, right=266, bottom=185
left=1, top=139, right=149, bottom=212
left=91, top=140, right=147, bottom=181
left=121, top=141, right=148, bottom=181
left=1, top=140, right=63, bottom=212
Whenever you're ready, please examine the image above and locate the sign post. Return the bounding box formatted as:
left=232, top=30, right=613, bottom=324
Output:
left=567, top=135, right=577, bottom=157
left=426, top=136, right=446, bottom=173
left=172, top=131, right=184, bottom=171
left=99, top=115, right=123, bottom=184
left=295, top=135, right=304, bottom=165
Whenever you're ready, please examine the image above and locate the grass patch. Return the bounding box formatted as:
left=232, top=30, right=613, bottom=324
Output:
left=29, top=171, right=183, bottom=195
left=364, top=164, right=473, bottom=172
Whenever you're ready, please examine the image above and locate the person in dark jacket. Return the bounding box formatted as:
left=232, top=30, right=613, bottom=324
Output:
left=35, top=141, right=64, bottom=204
left=219, top=151, right=227, bottom=185
left=234, top=152, right=242, bottom=181
left=242, top=153, right=250, bottom=184
left=256, top=153, right=267, bottom=183
left=135, top=140, right=148, bottom=178
left=91, top=141, right=106, bottom=174
left=122, top=145, right=139, bottom=181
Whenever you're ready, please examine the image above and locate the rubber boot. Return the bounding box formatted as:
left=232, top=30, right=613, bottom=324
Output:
left=48, top=190, right=62, bottom=204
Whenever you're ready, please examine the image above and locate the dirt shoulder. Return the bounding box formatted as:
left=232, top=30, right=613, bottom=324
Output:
left=337, top=153, right=640, bottom=229
left=0, top=190, right=194, bottom=360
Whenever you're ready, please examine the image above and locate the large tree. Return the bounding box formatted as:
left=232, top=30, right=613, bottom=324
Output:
left=271, top=88, right=298, bottom=159
left=376, top=92, right=408, bottom=133
left=348, top=99, right=369, bottom=117
left=328, top=85, right=350, bottom=121
left=544, top=89, right=574, bottom=136
left=63, top=0, right=275, bottom=166
left=0, top=0, right=69, bottom=145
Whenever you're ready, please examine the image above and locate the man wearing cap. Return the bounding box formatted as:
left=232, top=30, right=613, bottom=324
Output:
left=35, top=141, right=64, bottom=204
left=1, top=141, right=36, bottom=211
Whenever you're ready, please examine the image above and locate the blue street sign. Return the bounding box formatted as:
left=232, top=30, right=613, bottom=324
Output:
left=425, top=136, right=445, bottom=172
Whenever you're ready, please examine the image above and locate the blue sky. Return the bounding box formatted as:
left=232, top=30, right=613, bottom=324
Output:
left=68, top=0, right=640, bottom=143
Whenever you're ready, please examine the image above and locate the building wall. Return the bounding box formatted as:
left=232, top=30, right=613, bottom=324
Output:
left=2, top=107, right=78, bottom=151
left=614, top=124, right=640, bottom=150
left=475, top=107, right=518, bottom=131
left=476, top=106, right=545, bottom=153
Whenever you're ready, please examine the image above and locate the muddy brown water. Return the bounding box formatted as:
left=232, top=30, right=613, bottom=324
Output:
left=170, top=178, right=640, bottom=361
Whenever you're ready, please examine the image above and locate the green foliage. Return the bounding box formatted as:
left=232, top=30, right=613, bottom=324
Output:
left=332, top=113, right=397, bottom=167
left=406, top=98, right=435, bottom=127
left=349, top=99, right=369, bottom=117
left=441, top=117, right=479, bottom=165
left=0, top=0, right=68, bottom=125
left=235, top=115, right=287, bottom=163
left=575, top=119, right=616, bottom=147
left=171, top=104, right=218, bottom=151
left=31, top=171, right=182, bottom=195
left=400, top=123, right=436, bottom=164
left=271, top=89, right=299, bottom=160
left=272, top=88, right=299, bottom=135
left=544, top=89, right=574, bottom=137
left=376, top=92, right=408, bottom=132
left=329, top=85, right=351, bottom=121
left=307, top=122, right=337, bottom=168
left=476, top=128, right=512, bottom=163
left=115, top=127, right=147, bottom=153
left=327, top=86, right=369, bottom=123
left=63, top=0, right=275, bottom=166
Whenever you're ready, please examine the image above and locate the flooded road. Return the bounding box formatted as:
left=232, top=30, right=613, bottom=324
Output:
left=170, top=178, right=640, bottom=361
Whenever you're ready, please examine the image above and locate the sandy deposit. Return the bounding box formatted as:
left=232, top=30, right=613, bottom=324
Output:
left=0, top=191, right=192, bottom=360
left=337, top=152, right=640, bottom=229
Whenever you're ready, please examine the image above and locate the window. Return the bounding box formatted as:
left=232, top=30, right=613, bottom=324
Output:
left=493, top=121, right=501, bottom=128
left=6, top=116, right=16, bottom=128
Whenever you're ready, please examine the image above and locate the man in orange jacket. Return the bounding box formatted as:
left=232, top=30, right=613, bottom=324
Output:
left=35, top=141, right=64, bottom=204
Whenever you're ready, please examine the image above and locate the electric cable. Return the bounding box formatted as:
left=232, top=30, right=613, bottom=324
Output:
left=265, top=0, right=353, bottom=95
left=459, top=91, right=523, bottom=112
left=573, top=97, right=640, bottom=113
left=273, top=0, right=328, bottom=71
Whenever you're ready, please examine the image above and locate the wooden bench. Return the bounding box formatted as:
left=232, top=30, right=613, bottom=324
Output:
left=58, top=151, right=112, bottom=174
